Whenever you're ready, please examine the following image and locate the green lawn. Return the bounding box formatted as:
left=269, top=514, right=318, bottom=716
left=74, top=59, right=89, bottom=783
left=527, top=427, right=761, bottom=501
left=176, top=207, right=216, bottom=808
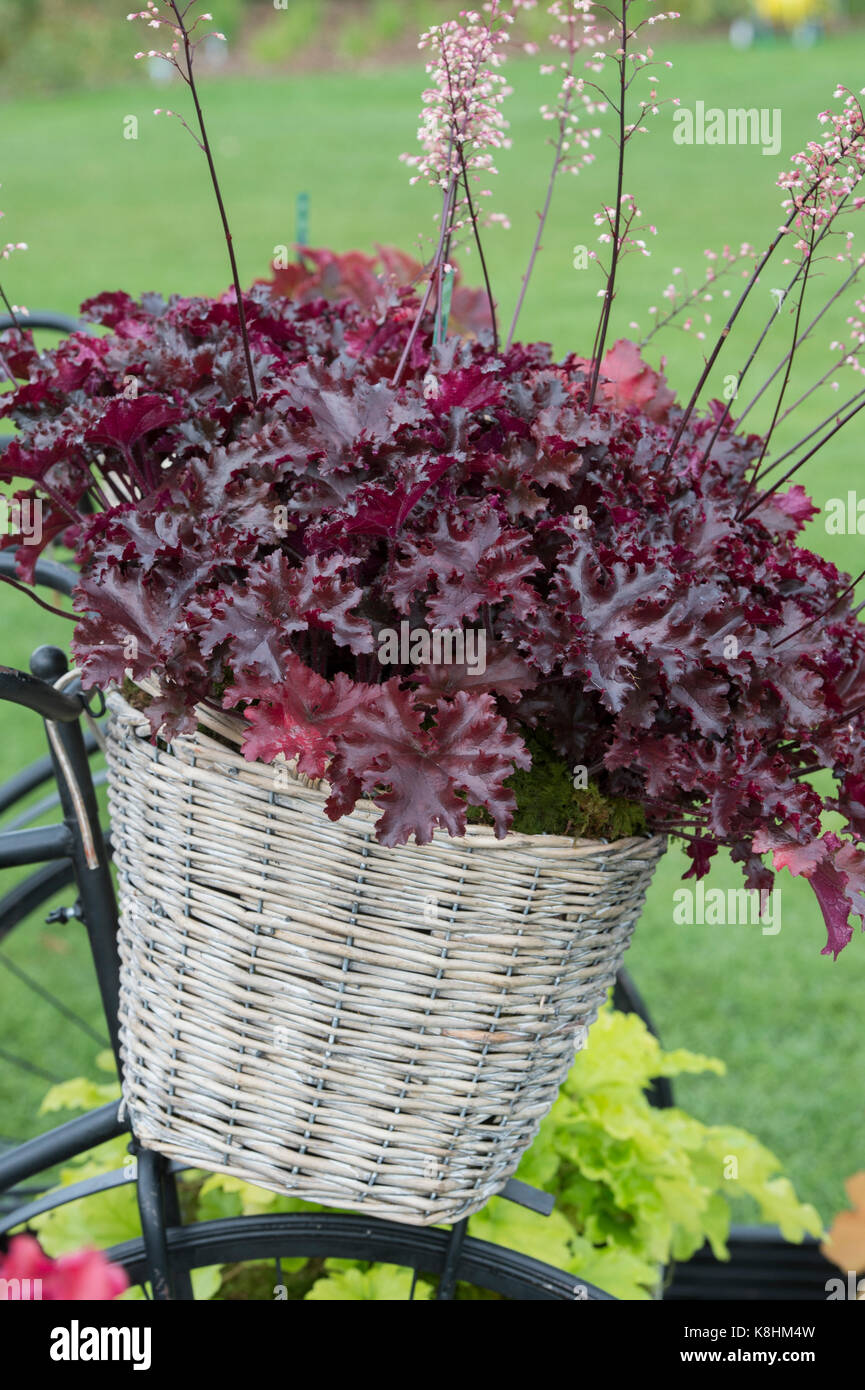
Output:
left=2, top=32, right=865, bottom=1220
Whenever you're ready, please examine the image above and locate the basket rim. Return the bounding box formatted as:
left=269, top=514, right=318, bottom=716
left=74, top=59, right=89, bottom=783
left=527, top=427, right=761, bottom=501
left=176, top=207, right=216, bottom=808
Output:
left=105, top=683, right=667, bottom=857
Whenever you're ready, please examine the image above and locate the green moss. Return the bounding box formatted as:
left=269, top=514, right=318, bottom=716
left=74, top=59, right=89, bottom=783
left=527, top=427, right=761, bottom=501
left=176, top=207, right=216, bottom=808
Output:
left=467, top=731, right=647, bottom=841
left=120, top=675, right=150, bottom=713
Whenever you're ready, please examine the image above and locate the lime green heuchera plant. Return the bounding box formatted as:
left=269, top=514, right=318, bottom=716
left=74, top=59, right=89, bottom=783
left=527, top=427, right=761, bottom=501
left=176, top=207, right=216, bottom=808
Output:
left=26, top=1008, right=820, bottom=1301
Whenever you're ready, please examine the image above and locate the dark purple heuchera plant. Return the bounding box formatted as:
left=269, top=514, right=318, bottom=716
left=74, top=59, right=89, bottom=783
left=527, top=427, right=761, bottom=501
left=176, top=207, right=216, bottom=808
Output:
left=4, top=1, right=865, bottom=959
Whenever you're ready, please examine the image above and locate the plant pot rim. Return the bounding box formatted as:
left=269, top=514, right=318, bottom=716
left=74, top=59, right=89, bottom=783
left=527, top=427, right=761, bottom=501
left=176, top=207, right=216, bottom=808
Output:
left=106, top=682, right=667, bottom=857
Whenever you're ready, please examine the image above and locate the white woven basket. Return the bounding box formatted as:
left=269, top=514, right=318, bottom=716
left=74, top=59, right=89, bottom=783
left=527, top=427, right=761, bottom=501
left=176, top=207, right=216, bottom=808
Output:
left=105, top=689, right=665, bottom=1226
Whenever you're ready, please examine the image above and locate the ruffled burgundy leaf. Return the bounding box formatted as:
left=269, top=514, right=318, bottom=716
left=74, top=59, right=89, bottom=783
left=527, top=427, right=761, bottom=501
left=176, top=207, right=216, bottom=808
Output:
left=85, top=395, right=185, bottom=453
left=325, top=685, right=529, bottom=846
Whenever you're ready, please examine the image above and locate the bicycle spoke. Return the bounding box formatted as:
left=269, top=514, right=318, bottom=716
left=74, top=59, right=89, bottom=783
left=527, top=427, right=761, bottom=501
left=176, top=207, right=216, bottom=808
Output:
left=0, top=1045, right=63, bottom=1084
left=0, top=950, right=109, bottom=1049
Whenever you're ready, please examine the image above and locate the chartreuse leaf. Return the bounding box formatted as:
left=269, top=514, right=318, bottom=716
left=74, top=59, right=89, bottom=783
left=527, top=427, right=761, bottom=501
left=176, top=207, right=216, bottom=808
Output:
left=696, top=1128, right=822, bottom=1242
left=197, top=1173, right=320, bottom=1265
left=305, top=1263, right=432, bottom=1301
left=199, top=1173, right=295, bottom=1217
left=196, top=1173, right=318, bottom=1270
left=512, top=1119, right=560, bottom=1190
left=117, top=1284, right=147, bottom=1302
left=567, top=1236, right=660, bottom=1302
left=503, top=1003, right=820, bottom=1294
left=40, top=1076, right=121, bottom=1114
left=700, top=1193, right=733, bottom=1264
left=119, top=1267, right=224, bottom=1302
left=191, top=1266, right=224, bottom=1301
left=23, top=1137, right=140, bottom=1257
left=469, top=1199, right=577, bottom=1273
left=195, top=1178, right=244, bottom=1223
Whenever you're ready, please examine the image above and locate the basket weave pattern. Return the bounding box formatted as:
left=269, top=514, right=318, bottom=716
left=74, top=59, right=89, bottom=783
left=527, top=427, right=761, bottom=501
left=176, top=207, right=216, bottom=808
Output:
left=106, top=692, right=665, bottom=1226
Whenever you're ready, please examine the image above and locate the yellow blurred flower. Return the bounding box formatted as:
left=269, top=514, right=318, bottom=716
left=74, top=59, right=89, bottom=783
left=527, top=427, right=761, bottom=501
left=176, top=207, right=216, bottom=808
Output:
left=753, top=0, right=823, bottom=23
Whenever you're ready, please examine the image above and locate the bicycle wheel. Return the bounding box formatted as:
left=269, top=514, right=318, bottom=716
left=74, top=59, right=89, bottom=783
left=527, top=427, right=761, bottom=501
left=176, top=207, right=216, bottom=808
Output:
left=104, top=1211, right=613, bottom=1302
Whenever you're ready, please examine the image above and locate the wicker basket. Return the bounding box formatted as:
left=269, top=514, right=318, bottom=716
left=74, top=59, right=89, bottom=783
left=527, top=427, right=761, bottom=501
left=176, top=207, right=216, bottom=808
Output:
left=105, top=690, right=665, bottom=1226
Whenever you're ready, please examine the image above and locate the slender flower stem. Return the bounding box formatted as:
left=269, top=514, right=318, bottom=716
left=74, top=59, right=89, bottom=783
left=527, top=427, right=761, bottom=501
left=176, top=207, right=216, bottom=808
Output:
left=772, top=356, right=857, bottom=430
left=640, top=259, right=741, bottom=349
left=739, top=394, right=865, bottom=521
left=662, top=133, right=864, bottom=469
left=587, top=2, right=627, bottom=412
left=119, top=444, right=150, bottom=498
left=737, top=220, right=817, bottom=517
left=735, top=256, right=865, bottom=427
left=393, top=173, right=457, bottom=387
left=0, top=281, right=23, bottom=336
left=169, top=2, right=257, bottom=404
left=663, top=227, right=799, bottom=468
left=506, top=123, right=566, bottom=352
left=457, top=144, right=499, bottom=354
left=694, top=203, right=849, bottom=474
left=753, top=383, right=865, bottom=485
left=33, top=477, right=81, bottom=528
left=0, top=572, right=76, bottom=621
left=435, top=219, right=456, bottom=347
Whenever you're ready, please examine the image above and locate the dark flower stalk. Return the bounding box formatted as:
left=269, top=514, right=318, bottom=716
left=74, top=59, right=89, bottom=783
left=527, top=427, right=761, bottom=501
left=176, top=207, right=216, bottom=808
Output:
left=694, top=195, right=857, bottom=477
left=0, top=283, right=22, bottom=337
left=663, top=213, right=813, bottom=470
left=735, top=254, right=865, bottom=428
left=736, top=218, right=818, bottom=517
left=456, top=142, right=499, bottom=355
left=506, top=120, right=567, bottom=352
left=506, top=2, right=600, bottom=351
left=640, top=247, right=757, bottom=349
left=580, top=0, right=676, bottom=407
left=400, top=5, right=511, bottom=369
left=129, top=2, right=258, bottom=403
left=587, top=2, right=628, bottom=410
left=739, top=393, right=865, bottom=521
left=0, top=572, right=75, bottom=621
left=666, top=90, right=865, bottom=467
left=753, top=382, right=865, bottom=486
left=392, top=169, right=458, bottom=386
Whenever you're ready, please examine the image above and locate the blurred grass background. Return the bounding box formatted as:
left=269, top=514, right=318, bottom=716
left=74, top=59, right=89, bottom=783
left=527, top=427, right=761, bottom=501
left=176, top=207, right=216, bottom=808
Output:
left=2, top=5, right=865, bottom=1221
left=0, top=0, right=862, bottom=95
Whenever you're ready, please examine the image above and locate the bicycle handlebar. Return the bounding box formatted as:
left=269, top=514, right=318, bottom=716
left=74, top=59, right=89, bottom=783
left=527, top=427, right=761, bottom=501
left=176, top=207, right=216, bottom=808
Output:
left=0, top=311, right=93, bottom=336
left=0, top=553, right=84, bottom=719
left=0, top=664, right=85, bottom=724
left=0, top=550, right=78, bottom=598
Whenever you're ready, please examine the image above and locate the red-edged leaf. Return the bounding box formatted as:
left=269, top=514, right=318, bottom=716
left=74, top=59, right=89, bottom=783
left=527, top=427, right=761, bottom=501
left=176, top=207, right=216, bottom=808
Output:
left=325, top=685, right=529, bottom=846
left=233, top=658, right=377, bottom=778
left=593, top=339, right=675, bottom=422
